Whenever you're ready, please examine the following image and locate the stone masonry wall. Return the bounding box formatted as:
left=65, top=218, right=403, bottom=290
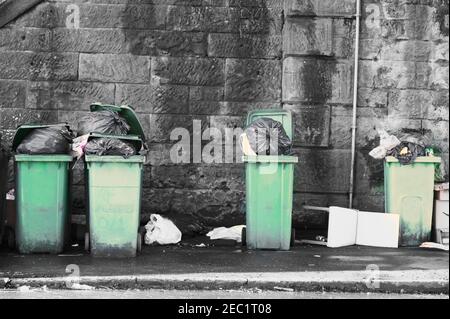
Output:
left=0, top=0, right=448, bottom=235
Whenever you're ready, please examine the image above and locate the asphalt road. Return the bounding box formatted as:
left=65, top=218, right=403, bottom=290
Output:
left=0, top=289, right=448, bottom=299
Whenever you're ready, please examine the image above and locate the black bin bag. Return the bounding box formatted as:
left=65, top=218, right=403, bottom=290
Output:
left=84, top=138, right=137, bottom=159
left=244, top=118, right=293, bottom=156
left=16, top=125, right=73, bottom=155
left=77, top=111, right=130, bottom=136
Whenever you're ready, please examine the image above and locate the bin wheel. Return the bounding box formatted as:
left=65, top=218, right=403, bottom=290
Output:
left=6, top=228, right=15, bottom=250
left=241, top=227, right=247, bottom=246
left=290, top=228, right=296, bottom=247
left=84, top=232, right=90, bottom=252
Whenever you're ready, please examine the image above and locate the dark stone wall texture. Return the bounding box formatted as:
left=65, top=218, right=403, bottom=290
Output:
left=0, top=0, right=448, bottom=235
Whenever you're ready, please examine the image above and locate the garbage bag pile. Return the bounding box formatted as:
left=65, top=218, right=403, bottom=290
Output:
left=84, top=138, right=137, bottom=158
left=75, top=108, right=139, bottom=158
left=369, top=130, right=438, bottom=165
left=77, top=110, right=130, bottom=136
left=240, top=118, right=293, bottom=156
left=16, top=125, right=74, bottom=155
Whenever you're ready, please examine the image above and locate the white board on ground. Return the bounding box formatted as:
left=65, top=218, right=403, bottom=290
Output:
left=327, top=207, right=358, bottom=248
left=356, top=211, right=400, bottom=248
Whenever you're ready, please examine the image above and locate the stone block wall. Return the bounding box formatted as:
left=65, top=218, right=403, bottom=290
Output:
left=0, top=0, right=448, bottom=235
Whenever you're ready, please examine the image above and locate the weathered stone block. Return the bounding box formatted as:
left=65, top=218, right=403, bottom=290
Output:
left=208, top=33, right=281, bottom=59
left=294, top=149, right=352, bottom=194
left=285, top=0, right=355, bottom=17
left=116, top=83, right=189, bottom=114
left=125, top=30, right=207, bottom=56
left=359, top=60, right=416, bottom=89
left=152, top=57, right=225, bottom=86
left=166, top=5, right=282, bottom=35
left=332, top=18, right=355, bottom=58
left=225, top=59, right=281, bottom=101
left=283, top=57, right=353, bottom=104
left=0, top=52, right=78, bottom=81
left=284, top=104, right=331, bottom=147
left=190, top=101, right=281, bottom=116
left=357, top=88, right=388, bottom=108
left=422, top=120, right=449, bottom=153
left=190, top=86, right=224, bottom=102
left=149, top=114, right=208, bottom=143
left=0, top=108, right=58, bottom=129
left=27, top=81, right=115, bottom=110
left=388, top=89, right=432, bottom=119
left=283, top=18, right=333, bottom=56
left=79, top=53, right=150, bottom=83
left=380, top=40, right=433, bottom=62
left=0, top=80, right=26, bottom=109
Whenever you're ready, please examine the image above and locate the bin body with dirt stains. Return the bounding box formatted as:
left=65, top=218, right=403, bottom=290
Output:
left=15, top=155, right=72, bottom=254
left=243, top=110, right=298, bottom=250
left=385, top=156, right=441, bottom=247
left=85, top=154, right=144, bottom=257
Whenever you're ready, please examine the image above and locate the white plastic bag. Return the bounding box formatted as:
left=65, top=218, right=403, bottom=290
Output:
left=144, top=214, right=182, bottom=245
left=207, top=225, right=245, bottom=243
left=369, top=130, right=401, bottom=160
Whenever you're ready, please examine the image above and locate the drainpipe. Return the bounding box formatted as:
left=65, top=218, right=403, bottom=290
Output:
left=349, top=0, right=361, bottom=209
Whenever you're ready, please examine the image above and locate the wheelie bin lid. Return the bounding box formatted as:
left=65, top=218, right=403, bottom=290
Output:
left=385, top=156, right=441, bottom=164
left=11, top=123, right=71, bottom=152
left=243, top=155, right=298, bottom=163
left=87, top=132, right=144, bottom=153
left=246, top=109, right=293, bottom=140
left=90, top=103, right=146, bottom=144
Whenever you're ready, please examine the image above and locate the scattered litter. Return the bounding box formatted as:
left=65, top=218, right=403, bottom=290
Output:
left=195, top=243, right=207, bottom=248
left=420, top=242, right=449, bottom=251
left=315, top=235, right=327, bottom=242
left=207, top=225, right=245, bottom=243
left=274, top=287, right=294, bottom=292
left=69, top=283, right=95, bottom=290
left=6, top=189, right=15, bottom=200
left=17, top=285, right=31, bottom=292
left=243, top=118, right=293, bottom=156
left=71, top=134, right=89, bottom=159
left=239, top=133, right=257, bottom=156
left=144, top=214, right=182, bottom=245
left=72, top=244, right=79, bottom=247
left=313, top=255, right=321, bottom=258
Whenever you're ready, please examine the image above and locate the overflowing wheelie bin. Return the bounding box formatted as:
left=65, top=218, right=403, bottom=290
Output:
left=83, top=104, right=146, bottom=258
left=11, top=124, right=73, bottom=254
left=385, top=156, right=441, bottom=247
left=242, top=110, right=298, bottom=250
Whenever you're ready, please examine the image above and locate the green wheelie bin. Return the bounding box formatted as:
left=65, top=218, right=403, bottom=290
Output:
left=385, top=156, right=441, bottom=247
left=243, top=110, right=298, bottom=251
left=84, top=103, right=146, bottom=258
left=12, top=124, right=73, bottom=254
left=0, top=147, right=8, bottom=245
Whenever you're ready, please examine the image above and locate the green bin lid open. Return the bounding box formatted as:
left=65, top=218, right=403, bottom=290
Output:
left=246, top=109, right=293, bottom=140
left=90, top=103, right=146, bottom=144
left=87, top=133, right=143, bottom=152
left=12, top=123, right=71, bottom=152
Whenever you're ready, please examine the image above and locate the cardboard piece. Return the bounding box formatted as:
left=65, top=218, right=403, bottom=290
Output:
left=356, top=211, right=400, bottom=248
left=327, top=207, right=358, bottom=248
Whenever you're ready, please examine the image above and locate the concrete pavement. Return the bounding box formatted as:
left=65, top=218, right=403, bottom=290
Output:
left=0, top=239, right=448, bottom=294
